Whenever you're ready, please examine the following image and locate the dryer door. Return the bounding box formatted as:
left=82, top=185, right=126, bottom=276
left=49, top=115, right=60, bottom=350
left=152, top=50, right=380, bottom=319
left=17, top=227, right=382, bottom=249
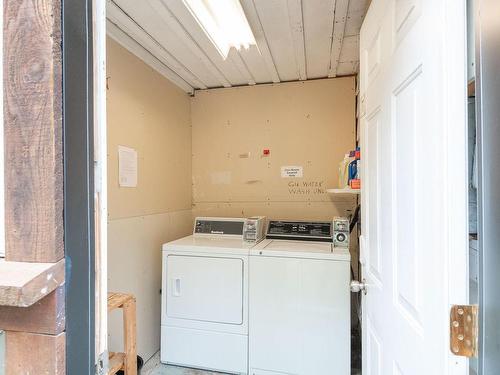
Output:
left=165, top=254, right=244, bottom=325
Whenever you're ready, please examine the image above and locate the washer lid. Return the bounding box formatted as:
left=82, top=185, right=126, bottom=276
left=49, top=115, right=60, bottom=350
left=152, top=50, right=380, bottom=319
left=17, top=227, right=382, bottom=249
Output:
left=251, top=239, right=350, bottom=261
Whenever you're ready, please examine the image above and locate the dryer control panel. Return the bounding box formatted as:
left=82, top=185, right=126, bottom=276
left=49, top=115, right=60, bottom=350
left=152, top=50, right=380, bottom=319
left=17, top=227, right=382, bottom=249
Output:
left=266, top=220, right=333, bottom=242
left=193, top=216, right=266, bottom=243
left=194, top=218, right=244, bottom=236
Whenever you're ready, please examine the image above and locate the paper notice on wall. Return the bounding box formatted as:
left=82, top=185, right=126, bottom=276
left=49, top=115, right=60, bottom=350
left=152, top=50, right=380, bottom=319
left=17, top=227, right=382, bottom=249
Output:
left=281, top=166, right=303, bottom=178
left=118, top=145, right=138, bottom=187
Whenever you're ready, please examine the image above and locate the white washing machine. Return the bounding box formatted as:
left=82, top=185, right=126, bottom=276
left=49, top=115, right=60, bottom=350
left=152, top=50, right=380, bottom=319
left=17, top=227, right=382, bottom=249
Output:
left=161, top=216, right=266, bottom=374
left=249, top=220, right=351, bottom=375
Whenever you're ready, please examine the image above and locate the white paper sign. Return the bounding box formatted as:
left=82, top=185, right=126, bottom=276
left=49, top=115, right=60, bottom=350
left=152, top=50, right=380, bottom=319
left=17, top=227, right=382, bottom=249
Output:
left=118, top=145, right=138, bottom=187
left=281, top=166, right=303, bottom=178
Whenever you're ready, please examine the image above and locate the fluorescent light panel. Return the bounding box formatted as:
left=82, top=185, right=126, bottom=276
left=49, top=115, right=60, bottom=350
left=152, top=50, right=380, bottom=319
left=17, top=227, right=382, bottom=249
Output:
left=183, top=0, right=256, bottom=58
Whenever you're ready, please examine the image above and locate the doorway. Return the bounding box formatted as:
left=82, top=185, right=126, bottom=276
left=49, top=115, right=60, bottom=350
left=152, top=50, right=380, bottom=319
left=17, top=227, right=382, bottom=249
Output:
left=92, top=1, right=480, bottom=375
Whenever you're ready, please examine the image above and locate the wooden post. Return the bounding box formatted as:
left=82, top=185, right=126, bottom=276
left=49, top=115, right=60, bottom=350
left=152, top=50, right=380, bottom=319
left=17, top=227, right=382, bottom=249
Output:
left=4, top=0, right=63, bottom=264
left=0, top=286, right=65, bottom=334
left=5, top=331, right=66, bottom=375
left=107, top=292, right=137, bottom=375
left=123, top=298, right=137, bottom=375
left=1, top=0, right=65, bottom=373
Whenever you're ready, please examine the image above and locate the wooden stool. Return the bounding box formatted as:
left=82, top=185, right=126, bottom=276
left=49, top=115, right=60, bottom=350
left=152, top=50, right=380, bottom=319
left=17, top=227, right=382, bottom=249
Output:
left=107, top=292, right=137, bottom=375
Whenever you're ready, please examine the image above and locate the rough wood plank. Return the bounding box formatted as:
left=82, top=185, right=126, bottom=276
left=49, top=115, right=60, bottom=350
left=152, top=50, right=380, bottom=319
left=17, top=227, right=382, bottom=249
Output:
left=328, top=0, right=350, bottom=77
left=107, top=293, right=137, bottom=374
left=287, top=0, right=307, bottom=80
left=4, top=0, right=64, bottom=263
left=108, top=352, right=125, bottom=375
left=239, top=0, right=281, bottom=83
left=108, top=292, right=134, bottom=312
left=5, top=331, right=65, bottom=374
left=123, top=298, right=137, bottom=375
left=148, top=0, right=232, bottom=88
left=0, top=286, right=65, bottom=334
left=0, top=258, right=64, bottom=307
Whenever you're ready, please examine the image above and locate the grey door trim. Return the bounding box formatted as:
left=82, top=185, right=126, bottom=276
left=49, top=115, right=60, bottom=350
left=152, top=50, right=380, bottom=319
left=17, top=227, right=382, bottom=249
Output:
left=62, top=0, right=96, bottom=373
left=475, top=0, right=500, bottom=373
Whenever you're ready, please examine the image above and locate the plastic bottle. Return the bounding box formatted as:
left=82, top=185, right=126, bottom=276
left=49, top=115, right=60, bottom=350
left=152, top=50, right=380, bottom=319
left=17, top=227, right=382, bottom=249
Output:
left=338, top=154, right=351, bottom=189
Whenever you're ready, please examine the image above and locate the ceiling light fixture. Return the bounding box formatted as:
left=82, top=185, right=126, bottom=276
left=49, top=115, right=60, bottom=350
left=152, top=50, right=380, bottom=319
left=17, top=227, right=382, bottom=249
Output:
left=182, top=0, right=256, bottom=59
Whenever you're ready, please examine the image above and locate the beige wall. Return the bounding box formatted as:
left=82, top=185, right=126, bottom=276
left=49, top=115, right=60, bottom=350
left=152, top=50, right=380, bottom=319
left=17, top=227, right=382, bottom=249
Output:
left=106, top=38, right=192, bottom=361
left=191, top=78, right=357, bottom=220
left=107, top=42, right=191, bottom=220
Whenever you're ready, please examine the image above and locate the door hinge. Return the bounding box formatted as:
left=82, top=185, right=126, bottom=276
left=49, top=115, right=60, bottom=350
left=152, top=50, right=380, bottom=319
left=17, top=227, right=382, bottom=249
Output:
left=95, top=350, right=109, bottom=375
left=450, top=305, right=478, bottom=358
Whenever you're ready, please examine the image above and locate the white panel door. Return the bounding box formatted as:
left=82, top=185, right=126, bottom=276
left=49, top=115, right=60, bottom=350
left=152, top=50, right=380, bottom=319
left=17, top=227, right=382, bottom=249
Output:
left=166, top=255, right=244, bottom=324
left=359, top=0, right=468, bottom=374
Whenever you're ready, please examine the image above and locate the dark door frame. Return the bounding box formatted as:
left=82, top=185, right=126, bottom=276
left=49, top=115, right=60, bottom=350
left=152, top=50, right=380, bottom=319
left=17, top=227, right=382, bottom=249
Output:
left=62, top=0, right=96, bottom=373
left=57, top=0, right=500, bottom=373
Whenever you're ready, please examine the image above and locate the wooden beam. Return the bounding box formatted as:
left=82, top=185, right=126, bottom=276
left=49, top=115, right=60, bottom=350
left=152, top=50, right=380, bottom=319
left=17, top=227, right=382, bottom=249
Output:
left=109, top=352, right=126, bottom=374
left=123, top=297, right=137, bottom=375
left=229, top=49, right=256, bottom=85
left=287, top=0, right=307, bottom=80
left=240, top=0, right=281, bottom=83
left=106, top=20, right=194, bottom=94
left=0, top=258, right=64, bottom=307
left=4, top=0, right=64, bottom=263
left=107, top=293, right=137, bottom=374
left=149, top=0, right=232, bottom=88
left=108, top=291, right=134, bottom=312
left=107, top=0, right=208, bottom=89
left=3, top=0, right=67, bottom=373
left=328, top=0, right=350, bottom=77
left=5, top=331, right=66, bottom=374
left=0, top=286, right=65, bottom=334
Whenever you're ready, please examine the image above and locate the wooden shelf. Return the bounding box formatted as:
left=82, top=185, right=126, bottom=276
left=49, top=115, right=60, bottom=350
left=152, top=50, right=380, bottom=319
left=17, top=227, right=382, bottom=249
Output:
left=108, top=352, right=126, bottom=375
left=107, top=292, right=137, bottom=374
left=0, top=259, right=65, bottom=307
left=327, top=187, right=361, bottom=195
left=108, top=292, right=135, bottom=312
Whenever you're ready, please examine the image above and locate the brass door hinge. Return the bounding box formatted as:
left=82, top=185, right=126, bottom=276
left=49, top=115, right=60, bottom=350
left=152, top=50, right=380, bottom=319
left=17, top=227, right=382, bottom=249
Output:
left=450, top=305, right=478, bottom=357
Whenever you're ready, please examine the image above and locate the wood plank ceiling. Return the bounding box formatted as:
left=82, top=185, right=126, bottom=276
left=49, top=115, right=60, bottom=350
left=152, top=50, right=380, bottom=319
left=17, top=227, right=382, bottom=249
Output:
left=106, top=0, right=370, bottom=94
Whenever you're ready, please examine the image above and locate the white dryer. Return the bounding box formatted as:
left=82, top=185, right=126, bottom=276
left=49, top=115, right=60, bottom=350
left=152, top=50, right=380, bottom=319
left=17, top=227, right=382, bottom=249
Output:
left=249, top=220, right=351, bottom=375
left=161, top=216, right=265, bottom=374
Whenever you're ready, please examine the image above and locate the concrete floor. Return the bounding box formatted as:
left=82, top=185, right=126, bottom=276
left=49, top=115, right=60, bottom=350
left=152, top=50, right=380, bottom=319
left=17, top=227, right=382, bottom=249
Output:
left=148, top=364, right=361, bottom=375
left=149, top=365, right=226, bottom=375
left=0, top=332, right=362, bottom=375
left=0, top=334, right=362, bottom=375
left=141, top=353, right=226, bottom=375
left=143, top=352, right=362, bottom=375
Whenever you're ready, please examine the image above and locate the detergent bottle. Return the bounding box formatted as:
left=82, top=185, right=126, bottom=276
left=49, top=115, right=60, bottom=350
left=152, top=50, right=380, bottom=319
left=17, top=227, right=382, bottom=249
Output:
left=338, top=153, right=351, bottom=188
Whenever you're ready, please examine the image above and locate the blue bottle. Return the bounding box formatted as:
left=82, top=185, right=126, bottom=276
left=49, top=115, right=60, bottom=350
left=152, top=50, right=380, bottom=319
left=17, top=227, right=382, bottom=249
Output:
left=348, top=158, right=357, bottom=181
left=348, top=147, right=360, bottom=182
